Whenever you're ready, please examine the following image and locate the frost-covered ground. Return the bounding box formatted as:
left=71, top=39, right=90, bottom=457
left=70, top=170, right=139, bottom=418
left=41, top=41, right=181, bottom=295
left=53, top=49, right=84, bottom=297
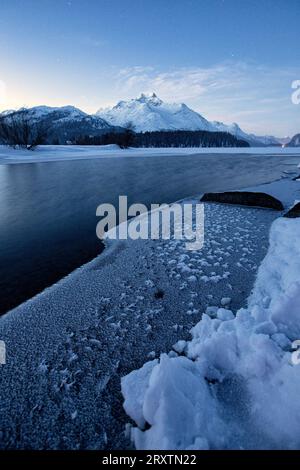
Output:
left=123, top=214, right=300, bottom=450
left=0, top=201, right=279, bottom=449
left=0, top=157, right=300, bottom=449
left=0, top=144, right=300, bottom=165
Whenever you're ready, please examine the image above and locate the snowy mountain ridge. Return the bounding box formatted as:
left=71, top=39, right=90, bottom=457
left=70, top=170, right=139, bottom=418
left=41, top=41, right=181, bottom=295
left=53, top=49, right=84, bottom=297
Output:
left=0, top=105, right=116, bottom=145
left=1, top=96, right=288, bottom=146
left=97, top=93, right=213, bottom=133
left=97, top=93, right=285, bottom=146
left=5, top=105, right=110, bottom=128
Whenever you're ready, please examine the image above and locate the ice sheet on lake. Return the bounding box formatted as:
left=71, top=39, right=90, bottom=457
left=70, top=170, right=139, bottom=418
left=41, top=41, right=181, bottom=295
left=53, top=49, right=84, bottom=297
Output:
left=1, top=144, right=300, bottom=165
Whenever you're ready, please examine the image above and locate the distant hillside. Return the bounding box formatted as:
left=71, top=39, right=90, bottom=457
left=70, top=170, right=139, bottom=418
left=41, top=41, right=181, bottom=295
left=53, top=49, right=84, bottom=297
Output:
left=0, top=106, right=119, bottom=145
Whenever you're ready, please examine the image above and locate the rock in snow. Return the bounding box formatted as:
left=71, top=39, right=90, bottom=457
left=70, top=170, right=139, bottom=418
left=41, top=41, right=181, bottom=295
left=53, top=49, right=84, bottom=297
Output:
left=284, top=202, right=300, bottom=218
left=201, top=191, right=284, bottom=211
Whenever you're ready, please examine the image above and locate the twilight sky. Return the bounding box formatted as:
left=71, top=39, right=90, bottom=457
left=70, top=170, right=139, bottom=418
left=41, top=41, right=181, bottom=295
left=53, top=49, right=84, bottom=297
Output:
left=0, top=0, right=299, bottom=136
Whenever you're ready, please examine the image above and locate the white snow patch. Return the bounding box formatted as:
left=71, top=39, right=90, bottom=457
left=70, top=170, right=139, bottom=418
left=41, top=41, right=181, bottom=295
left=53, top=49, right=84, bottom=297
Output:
left=172, top=340, right=187, bottom=354
left=122, top=217, right=300, bottom=449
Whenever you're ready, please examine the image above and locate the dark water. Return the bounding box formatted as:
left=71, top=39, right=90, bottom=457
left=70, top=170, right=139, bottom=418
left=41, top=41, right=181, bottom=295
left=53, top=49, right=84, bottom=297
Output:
left=0, top=152, right=296, bottom=315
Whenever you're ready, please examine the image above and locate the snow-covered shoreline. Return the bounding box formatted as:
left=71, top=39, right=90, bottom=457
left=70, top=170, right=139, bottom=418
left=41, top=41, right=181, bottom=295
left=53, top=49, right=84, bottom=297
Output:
left=1, top=145, right=300, bottom=165
left=0, top=166, right=300, bottom=449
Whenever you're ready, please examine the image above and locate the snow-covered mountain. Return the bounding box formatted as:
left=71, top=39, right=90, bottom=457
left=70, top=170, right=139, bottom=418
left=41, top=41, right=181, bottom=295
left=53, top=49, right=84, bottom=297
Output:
left=97, top=93, right=213, bottom=133
left=97, top=93, right=284, bottom=146
left=1, top=97, right=287, bottom=147
left=211, top=121, right=285, bottom=147
left=0, top=106, right=116, bottom=144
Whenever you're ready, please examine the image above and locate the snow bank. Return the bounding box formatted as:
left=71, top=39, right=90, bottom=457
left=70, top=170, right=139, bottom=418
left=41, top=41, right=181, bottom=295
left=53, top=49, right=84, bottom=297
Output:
left=122, top=217, right=300, bottom=449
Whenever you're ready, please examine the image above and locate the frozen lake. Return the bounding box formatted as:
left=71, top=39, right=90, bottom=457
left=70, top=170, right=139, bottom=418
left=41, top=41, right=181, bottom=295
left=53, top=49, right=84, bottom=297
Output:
left=0, top=148, right=299, bottom=314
